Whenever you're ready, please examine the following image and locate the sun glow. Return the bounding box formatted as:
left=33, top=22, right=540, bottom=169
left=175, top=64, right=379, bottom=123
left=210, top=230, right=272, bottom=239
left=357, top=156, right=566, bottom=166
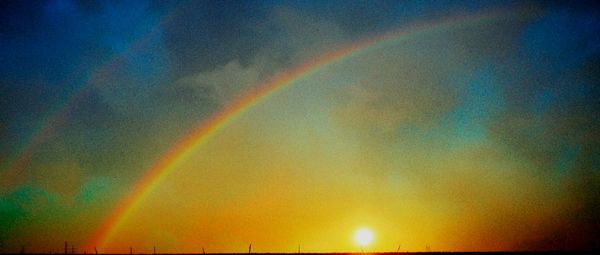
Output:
left=354, top=227, right=374, bottom=247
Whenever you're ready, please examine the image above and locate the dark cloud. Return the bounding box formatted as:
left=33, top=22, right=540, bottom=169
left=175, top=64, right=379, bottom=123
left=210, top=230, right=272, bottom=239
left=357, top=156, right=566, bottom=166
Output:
left=160, top=1, right=269, bottom=76
left=486, top=6, right=600, bottom=250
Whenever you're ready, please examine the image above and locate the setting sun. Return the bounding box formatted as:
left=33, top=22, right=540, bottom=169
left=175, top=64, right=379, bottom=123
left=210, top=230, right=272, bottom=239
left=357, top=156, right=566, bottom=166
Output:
left=354, top=227, right=374, bottom=247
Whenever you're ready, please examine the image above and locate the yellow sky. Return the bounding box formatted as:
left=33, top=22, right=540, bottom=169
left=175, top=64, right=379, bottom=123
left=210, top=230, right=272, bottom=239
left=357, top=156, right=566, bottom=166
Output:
left=101, top=52, right=568, bottom=253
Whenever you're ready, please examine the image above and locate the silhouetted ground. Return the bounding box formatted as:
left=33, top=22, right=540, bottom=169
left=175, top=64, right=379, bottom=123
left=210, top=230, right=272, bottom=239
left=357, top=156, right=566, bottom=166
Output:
left=6, top=252, right=594, bottom=255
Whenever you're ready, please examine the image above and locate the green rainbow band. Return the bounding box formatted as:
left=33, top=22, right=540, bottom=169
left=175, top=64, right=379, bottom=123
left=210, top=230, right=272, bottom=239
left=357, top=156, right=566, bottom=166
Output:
left=85, top=9, right=527, bottom=251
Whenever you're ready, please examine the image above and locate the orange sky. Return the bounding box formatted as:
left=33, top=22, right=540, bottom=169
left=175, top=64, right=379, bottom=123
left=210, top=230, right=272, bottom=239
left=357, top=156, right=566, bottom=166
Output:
left=99, top=49, right=570, bottom=253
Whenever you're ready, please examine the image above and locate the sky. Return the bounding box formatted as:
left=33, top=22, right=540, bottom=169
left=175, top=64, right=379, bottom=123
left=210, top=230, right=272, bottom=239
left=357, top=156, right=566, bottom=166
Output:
left=1, top=0, right=600, bottom=253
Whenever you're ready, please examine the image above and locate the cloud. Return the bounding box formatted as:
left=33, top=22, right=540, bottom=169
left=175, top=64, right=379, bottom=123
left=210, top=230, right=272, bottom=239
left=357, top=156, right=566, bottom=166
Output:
left=262, top=6, right=349, bottom=65
left=165, top=6, right=349, bottom=109
left=324, top=7, right=600, bottom=249
left=329, top=17, right=522, bottom=133
left=174, top=60, right=264, bottom=104
left=332, top=59, right=458, bottom=132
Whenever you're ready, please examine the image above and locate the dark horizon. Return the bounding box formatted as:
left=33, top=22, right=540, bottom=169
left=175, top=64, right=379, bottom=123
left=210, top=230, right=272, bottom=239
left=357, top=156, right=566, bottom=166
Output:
left=0, top=252, right=594, bottom=255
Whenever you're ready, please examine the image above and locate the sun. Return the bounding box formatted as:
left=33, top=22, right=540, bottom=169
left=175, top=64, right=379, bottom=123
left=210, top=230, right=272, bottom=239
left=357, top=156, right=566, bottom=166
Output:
left=354, top=227, right=374, bottom=247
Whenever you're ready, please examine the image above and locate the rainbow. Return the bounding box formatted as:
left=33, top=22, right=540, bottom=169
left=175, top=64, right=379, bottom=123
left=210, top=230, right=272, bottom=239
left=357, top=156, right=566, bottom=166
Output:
left=85, top=9, right=527, bottom=251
